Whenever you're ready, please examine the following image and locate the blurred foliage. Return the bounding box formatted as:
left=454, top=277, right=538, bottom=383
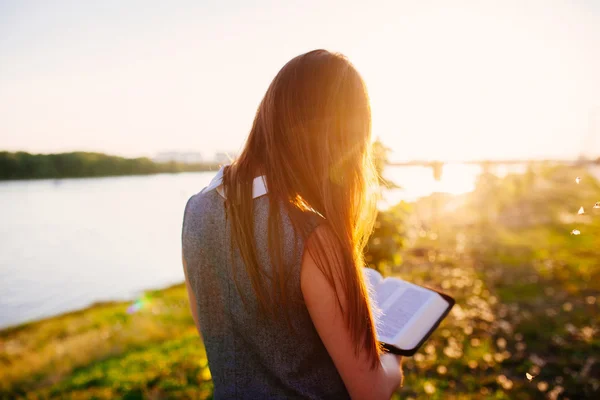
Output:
left=0, top=151, right=219, bottom=180
left=366, top=138, right=408, bottom=275
left=365, top=201, right=411, bottom=275
left=394, top=164, right=600, bottom=399
left=1, top=163, right=599, bottom=399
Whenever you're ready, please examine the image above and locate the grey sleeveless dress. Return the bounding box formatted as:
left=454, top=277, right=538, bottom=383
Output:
left=181, top=171, right=350, bottom=399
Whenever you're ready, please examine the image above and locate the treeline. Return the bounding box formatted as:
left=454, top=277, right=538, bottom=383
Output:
left=0, top=151, right=220, bottom=180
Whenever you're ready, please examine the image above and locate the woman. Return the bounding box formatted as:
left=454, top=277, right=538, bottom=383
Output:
left=182, top=49, right=403, bottom=399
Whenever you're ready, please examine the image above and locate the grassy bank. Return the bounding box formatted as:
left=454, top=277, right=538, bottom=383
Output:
left=0, top=284, right=212, bottom=399
left=1, top=164, right=598, bottom=399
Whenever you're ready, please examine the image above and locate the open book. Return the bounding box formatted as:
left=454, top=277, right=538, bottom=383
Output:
left=363, top=268, right=455, bottom=356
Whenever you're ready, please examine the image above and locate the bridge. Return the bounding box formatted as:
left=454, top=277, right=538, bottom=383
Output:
left=387, top=108, right=600, bottom=180
left=387, top=158, right=599, bottom=181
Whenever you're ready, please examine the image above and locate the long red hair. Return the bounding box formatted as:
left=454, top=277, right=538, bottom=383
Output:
left=223, top=49, right=380, bottom=365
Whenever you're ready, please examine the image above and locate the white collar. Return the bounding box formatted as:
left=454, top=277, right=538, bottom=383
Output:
left=202, top=166, right=268, bottom=199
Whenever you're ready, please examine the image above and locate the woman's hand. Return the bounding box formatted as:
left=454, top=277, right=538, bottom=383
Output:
left=380, top=353, right=404, bottom=392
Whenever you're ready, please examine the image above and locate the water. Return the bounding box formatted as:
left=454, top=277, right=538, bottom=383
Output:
left=0, top=164, right=511, bottom=329
left=0, top=173, right=213, bottom=329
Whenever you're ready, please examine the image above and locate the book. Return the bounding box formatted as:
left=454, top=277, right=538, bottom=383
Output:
left=363, top=268, right=455, bottom=356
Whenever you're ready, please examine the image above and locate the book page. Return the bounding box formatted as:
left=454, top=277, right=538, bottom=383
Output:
left=377, top=285, right=434, bottom=343
left=375, top=279, right=404, bottom=309
left=392, top=294, right=449, bottom=350
left=362, top=268, right=451, bottom=351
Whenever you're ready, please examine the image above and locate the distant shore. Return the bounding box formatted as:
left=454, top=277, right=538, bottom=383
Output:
left=0, top=151, right=221, bottom=181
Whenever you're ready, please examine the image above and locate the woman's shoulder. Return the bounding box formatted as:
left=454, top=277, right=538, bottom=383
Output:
left=184, top=167, right=226, bottom=217
left=183, top=191, right=214, bottom=222
left=182, top=176, right=227, bottom=242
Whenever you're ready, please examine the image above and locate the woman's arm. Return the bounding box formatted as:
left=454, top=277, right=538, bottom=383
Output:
left=182, top=252, right=203, bottom=340
left=301, top=226, right=403, bottom=400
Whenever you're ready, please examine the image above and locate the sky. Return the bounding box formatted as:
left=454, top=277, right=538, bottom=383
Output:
left=1, top=0, right=599, bottom=162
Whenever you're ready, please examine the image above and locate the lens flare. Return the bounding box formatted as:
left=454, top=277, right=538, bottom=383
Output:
left=127, top=295, right=151, bottom=314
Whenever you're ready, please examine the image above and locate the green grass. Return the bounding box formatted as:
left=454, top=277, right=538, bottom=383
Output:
left=1, top=164, right=599, bottom=399
left=0, top=284, right=208, bottom=399
left=45, top=334, right=213, bottom=399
